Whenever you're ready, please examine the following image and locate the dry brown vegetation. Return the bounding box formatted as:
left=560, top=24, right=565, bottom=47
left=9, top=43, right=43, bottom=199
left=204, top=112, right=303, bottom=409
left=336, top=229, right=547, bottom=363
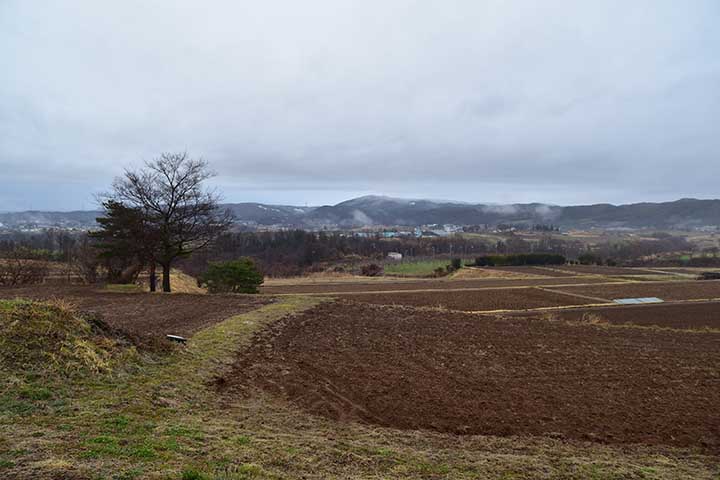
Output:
left=0, top=257, right=48, bottom=286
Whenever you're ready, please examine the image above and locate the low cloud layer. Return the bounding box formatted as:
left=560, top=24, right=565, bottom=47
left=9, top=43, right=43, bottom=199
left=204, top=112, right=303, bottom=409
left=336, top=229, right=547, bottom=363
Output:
left=1, top=1, right=719, bottom=210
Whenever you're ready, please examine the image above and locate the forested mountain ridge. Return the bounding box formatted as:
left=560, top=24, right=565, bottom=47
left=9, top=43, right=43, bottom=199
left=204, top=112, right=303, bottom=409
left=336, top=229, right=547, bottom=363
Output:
left=2, top=196, right=720, bottom=230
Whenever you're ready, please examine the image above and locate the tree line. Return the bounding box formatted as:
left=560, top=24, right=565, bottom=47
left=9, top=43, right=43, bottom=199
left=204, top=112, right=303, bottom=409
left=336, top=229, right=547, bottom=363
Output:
left=2, top=223, right=706, bottom=285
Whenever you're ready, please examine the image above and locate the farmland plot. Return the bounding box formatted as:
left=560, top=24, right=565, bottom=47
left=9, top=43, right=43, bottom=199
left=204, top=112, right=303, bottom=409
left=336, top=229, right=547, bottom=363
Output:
left=552, top=265, right=666, bottom=275
left=225, top=300, right=720, bottom=451
left=261, top=275, right=619, bottom=294
left=339, top=287, right=595, bottom=311
left=527, top=301, right=720, bottom=330
left=548, top=280, right=720, bottom=302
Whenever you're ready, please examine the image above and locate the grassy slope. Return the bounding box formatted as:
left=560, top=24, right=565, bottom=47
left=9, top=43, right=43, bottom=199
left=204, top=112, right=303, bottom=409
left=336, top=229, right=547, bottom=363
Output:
left=1, top=297, right=718, bottom=479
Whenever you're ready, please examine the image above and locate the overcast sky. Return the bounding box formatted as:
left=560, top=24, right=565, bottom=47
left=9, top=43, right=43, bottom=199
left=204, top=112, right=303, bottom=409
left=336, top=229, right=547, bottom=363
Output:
left=1, top=1, right=719, bottom=211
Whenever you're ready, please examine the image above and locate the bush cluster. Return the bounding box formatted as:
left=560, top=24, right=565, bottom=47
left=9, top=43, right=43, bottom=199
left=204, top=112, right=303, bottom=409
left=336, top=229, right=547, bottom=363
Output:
left=199, top=258, right=264, bottom=294
left=360, top=264, right=383, bottom=277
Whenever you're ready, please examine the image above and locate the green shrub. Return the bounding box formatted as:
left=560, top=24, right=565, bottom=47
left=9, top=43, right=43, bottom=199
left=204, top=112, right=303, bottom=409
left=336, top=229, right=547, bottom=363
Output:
left=360, top=264, right=383, bottom=276
left=578, top=253, right=601, bottom=265
left=450, top=258, right=462, bottom=271
left=199, top=258, right=264, bottom=294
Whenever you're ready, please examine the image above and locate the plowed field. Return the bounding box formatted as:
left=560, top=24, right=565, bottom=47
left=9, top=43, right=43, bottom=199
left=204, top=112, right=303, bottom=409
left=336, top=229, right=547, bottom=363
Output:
left=339, top=287, right=594, bottom=311
left=0, top=285, right=270, bottom=338
left=261, top=276, right=618, bottom=294
left=548, top=280, right=720, bottom=302
left=226, top=300, right=720, bottom=450
left=524, top=301, right=720, bottom=330
left=552, top=265, right=665, bottom=275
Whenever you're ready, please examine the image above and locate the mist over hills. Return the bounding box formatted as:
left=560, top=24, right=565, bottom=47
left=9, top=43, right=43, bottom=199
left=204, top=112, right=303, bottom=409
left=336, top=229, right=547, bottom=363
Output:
left=2, top=196, right=720, bottom=231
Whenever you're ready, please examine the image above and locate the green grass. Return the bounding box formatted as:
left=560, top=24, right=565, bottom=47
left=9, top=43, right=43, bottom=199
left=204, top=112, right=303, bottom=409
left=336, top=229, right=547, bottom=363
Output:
left=384, top=259, right=456, bottom=277
left=0, top=296, right=329, bottom=478
left=104, top=283, right=144, bottom=293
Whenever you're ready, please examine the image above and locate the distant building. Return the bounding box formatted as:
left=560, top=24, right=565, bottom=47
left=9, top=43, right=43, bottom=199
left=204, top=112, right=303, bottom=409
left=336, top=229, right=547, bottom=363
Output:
left=387, top=252, right=403, bottom=261
left=443, top=224, right=463, bottom=233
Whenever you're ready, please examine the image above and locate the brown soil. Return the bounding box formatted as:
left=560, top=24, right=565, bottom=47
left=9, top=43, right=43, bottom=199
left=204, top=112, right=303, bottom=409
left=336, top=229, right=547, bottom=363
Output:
left=260, top=276, right=619, bottom=294
left=482, top=266, right=581, bottom=277
left=525, top=301, right=720, bottom=330
left=452, top=267, right=556, bottom=279
left=552, top=265, right=661, bottom=275
left=0, top=285, right=270, bottom=338
left=338, top=287, right=594, bottom=311
left=224, top=300, right=720, bottom=450
left=649, top=267, right=720, bottom=276
left=549, top=280, right=720, bottom=302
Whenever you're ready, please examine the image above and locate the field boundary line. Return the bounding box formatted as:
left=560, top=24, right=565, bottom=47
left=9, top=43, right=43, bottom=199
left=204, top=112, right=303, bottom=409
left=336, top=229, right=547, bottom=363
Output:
left=264, top=278, right=720, bottom=296
left=532, top=266, right=588, bottom=276
left=534, top=286, right=611, bottom=303
left=638, top=267, right=695, bottom=277
left=664, top=297, right=720, bottom=304
left=467, top=297, right=720, bottom=315
left=265, top=280, right=635, bottom=296
left=466, top=302, right=618, bottom=315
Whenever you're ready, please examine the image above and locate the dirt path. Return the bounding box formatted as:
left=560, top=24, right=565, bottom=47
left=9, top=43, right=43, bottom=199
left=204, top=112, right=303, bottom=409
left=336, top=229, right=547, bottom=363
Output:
left=534, top=286, right=611, bottom=303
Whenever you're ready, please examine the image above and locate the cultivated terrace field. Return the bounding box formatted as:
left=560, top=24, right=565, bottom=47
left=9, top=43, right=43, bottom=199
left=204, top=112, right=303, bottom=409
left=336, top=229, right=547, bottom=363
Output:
left=1, top=266, right=719, bottom=479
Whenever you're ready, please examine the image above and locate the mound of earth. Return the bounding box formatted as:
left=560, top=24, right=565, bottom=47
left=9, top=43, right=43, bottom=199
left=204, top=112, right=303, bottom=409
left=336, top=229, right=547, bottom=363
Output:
left=0, top=299, right=133, bottom=374
left=224, top=300, right=720, bottom=451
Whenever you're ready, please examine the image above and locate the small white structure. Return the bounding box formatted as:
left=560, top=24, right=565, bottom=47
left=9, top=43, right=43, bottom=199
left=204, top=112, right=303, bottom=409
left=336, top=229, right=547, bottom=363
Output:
left=387, top=252, right=403, bottom=261
left=613, top=297, right=664, bottom=305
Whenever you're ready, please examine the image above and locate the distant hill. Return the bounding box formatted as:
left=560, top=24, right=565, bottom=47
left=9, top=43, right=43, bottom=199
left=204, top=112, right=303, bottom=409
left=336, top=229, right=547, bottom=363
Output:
left=2, top=196, right=720, bottom=230
left=0, top=210, right=102, bottom=230
left=557, top=198, right=720, bottom=229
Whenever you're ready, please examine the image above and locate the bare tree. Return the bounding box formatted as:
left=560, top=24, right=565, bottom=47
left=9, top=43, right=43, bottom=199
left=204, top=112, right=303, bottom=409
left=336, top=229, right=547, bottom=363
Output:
left=69, top=235, right=101, bottom=284
left=0, top=249, right=49, bottom=286
left=108, top=152, right=232, bottom=292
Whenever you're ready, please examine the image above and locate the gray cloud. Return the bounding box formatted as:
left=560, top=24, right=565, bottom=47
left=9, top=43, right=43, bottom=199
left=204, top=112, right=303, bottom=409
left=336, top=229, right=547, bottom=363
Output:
left=1, top=0, right=719, bottom=210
